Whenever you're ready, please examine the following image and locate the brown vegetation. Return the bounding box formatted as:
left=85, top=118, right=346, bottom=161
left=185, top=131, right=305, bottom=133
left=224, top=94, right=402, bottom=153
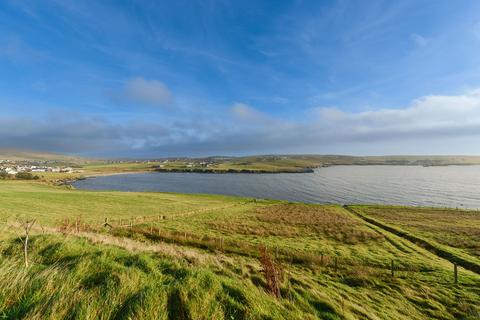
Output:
left=259, top=245, right=283, bottom=298
left=256, top=204, right=383, bottom=244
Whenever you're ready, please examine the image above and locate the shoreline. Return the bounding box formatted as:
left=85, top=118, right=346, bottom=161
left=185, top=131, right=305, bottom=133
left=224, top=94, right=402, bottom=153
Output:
left=58, top=167, right=318, bottom=185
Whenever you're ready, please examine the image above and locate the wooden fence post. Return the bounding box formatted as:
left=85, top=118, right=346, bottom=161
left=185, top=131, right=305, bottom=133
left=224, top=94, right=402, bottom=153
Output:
left=391, top=259, right=394, bottom=277
left=454, top=263, right=458, bottom=284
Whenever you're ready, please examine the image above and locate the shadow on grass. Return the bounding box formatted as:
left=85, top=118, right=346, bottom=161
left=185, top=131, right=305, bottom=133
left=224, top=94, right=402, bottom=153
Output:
left=112, top=288, right=148, bottom=320
left=167, top=288, right=191, bottom=320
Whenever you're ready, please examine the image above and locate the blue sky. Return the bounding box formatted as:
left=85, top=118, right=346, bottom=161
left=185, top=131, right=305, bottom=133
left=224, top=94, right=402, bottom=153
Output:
left=1, top=0, right=480, bottom=157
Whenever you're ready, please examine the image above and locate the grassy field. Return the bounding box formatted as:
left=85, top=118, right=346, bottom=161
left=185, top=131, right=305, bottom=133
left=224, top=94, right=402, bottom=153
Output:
left=347, top=205, right=480, bottom=272
left=0, top=181, right=479, bottom=319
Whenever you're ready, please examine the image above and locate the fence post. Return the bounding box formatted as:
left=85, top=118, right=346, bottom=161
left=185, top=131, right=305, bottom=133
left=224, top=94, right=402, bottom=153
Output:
left=391, top=259, right=394, bottom=277
left=454, top=263, right=458, bottom=284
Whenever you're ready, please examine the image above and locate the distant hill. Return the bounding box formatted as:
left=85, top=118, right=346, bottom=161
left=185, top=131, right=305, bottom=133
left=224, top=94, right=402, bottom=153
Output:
left=224, top=154, right=480, bottom=167
left=0, top=148, right=89, bottom=164
left=2, top=149, right=480, bottom=168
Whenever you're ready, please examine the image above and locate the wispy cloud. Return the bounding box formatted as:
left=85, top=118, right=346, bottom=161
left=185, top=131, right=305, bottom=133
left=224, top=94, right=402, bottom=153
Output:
left=0, top=36, right=46, bottom=62
left=110, top=77, right=173, bottom=108
left=411, top=33, right=429, bottom=47
left=230, top=103, right=279, bottom=125
left=473, top=21, right=480, bottom=39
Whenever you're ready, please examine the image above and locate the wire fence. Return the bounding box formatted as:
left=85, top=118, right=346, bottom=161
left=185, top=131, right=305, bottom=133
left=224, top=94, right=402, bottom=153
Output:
left=3, top=204, right=474, bottom=286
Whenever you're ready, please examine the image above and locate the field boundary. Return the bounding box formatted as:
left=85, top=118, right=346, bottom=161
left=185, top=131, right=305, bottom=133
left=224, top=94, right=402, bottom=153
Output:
left=344, top=205, right=480, bottom=275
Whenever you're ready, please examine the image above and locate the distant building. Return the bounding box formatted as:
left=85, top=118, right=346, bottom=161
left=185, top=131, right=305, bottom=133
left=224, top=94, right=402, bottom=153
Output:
left=5, top=168, right=17, bottom=175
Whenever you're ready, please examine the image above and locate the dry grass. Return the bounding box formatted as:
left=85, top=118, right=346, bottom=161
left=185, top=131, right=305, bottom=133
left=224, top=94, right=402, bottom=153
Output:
left=207, top=219, right=300, bottom=237
left=256, top=204, right=384, bottom=244
left=259, top=246, right=283, bottom=298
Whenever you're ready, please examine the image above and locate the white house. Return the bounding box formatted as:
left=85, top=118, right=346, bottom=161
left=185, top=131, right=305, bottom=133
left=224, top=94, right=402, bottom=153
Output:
left=5, top=168, right=17, bottom=175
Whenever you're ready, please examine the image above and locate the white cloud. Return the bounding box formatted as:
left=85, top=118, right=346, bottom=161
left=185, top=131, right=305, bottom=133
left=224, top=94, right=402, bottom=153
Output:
left=2, top=89, right=480, bottom=156
left=411, top=33, right=429, bottom=47
left=309, top=89, right=480, bottom=141
left=230, top=103, right=284, bottom=127
left=122, top=77, right=173, bottom=108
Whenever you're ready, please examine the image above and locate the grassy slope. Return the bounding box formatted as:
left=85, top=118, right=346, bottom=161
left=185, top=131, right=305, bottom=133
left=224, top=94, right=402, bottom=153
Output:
left=0, top=182, right=479, bottom=319
left=348, top=205, right=480, bottom=270
left=0, top=181, right=247, bottom=227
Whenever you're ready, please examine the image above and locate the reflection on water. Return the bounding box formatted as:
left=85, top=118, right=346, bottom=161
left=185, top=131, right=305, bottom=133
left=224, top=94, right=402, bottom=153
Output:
left=73, top=165, right=480, bottom=208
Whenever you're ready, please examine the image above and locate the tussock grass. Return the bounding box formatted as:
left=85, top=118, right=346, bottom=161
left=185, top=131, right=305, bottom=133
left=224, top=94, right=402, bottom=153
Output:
left=0, top=235, right=342, bottom=320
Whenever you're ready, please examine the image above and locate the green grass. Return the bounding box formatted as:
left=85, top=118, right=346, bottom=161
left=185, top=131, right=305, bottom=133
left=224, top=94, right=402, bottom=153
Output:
left=0, top=181, right=247, bottom=227
left=347, top=206, right=480, bottom=257
left=0, top=181, right=479, bottom=319
left=348, top=205, right=480, bottom=271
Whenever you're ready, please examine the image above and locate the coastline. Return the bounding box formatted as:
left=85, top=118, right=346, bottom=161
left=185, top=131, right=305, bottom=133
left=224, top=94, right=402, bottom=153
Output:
left=152, top=167, right=316, bottom=174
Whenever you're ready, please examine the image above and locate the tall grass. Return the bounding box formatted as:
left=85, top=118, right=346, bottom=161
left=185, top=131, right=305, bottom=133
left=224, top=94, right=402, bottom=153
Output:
left=0, top=235, right=343, bottom=320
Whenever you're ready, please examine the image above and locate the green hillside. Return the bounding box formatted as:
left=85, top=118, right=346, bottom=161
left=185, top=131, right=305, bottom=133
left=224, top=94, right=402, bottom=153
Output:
left=0, top=181, right=479, bottom=319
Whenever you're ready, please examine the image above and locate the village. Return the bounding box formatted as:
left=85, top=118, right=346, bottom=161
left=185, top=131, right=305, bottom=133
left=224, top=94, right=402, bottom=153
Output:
left=0, top=159, right=77, bottom=175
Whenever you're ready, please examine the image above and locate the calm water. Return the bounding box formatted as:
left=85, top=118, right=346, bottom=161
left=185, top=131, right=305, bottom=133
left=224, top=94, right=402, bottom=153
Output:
left=73, top=165, right=480, bottom=208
